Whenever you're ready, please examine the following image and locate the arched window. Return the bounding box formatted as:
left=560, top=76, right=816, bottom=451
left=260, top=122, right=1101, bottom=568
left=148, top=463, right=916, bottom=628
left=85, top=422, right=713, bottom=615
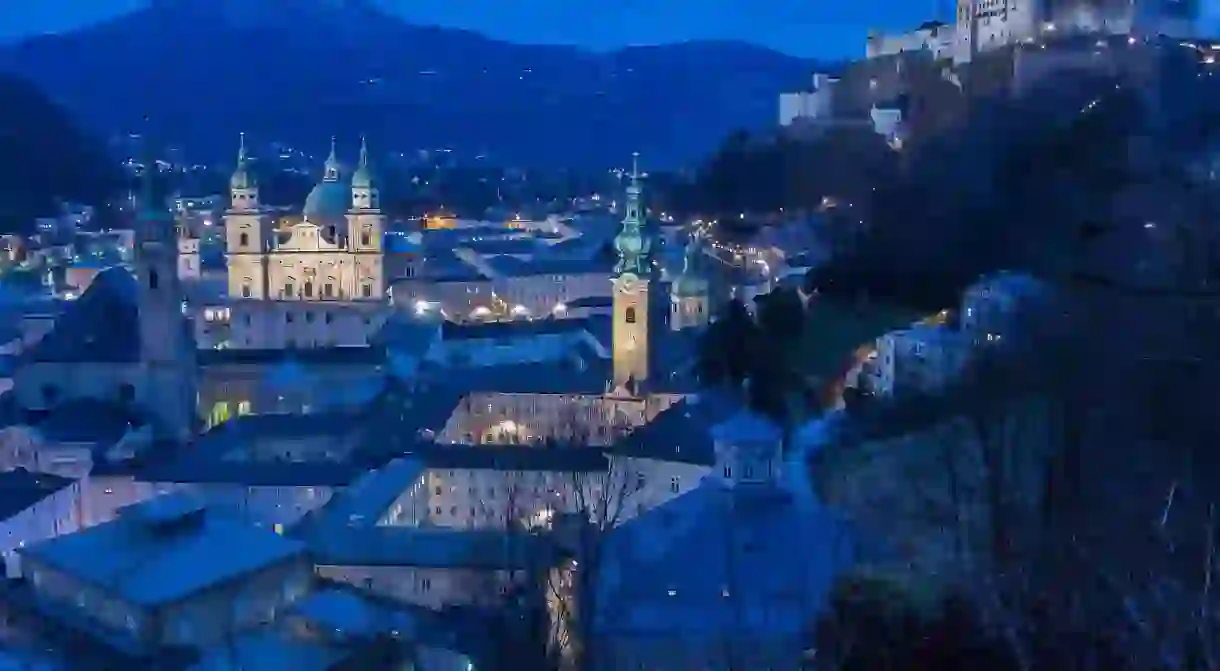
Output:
left=148, top=269, right=159, bottom=291
left=304, top=281, right=314, bottom=298
left=625, top=307, right=636, bottom=324
left=239, top=232, right=249, bottom=247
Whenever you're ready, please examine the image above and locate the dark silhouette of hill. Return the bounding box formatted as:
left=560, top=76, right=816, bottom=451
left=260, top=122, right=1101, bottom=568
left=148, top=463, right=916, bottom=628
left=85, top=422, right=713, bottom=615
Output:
left=0, top=0, right=820, bottom=168
left=0, top=72, right=120, bottom=234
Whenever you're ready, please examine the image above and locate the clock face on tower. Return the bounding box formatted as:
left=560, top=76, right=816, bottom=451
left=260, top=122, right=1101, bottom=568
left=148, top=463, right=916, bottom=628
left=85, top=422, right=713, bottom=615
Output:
left=618, top=273, right=639, bottom=292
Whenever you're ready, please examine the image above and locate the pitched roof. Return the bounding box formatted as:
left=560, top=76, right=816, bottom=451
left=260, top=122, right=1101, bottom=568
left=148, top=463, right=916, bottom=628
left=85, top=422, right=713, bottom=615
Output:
left=0, top=468, right=73, bottom=520
left=610, top=396, right=729, bottom=466
left=18, top=496, right=308, bottom=606
left=21, top=267, right=140, bottom=364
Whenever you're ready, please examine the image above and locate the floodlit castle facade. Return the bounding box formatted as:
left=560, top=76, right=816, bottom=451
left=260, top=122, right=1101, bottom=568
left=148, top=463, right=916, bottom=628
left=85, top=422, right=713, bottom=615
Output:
left=223, top=135, right=387, bottom=350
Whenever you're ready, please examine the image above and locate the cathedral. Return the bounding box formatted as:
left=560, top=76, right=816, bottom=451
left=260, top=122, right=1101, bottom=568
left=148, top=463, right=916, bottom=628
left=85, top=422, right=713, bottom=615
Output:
left=224, top=135, right=387, bottom=350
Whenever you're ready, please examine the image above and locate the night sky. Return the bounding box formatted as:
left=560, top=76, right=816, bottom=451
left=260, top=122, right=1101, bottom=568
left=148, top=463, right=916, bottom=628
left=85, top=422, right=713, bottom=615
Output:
left=0, top=0, right=949, bottom=59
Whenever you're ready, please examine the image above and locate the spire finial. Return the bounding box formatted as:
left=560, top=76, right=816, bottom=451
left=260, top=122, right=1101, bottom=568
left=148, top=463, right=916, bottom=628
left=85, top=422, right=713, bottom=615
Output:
left=359, top=135, right=369, bottom=168
left=238, top=132, right=247, bottom=162
left=631, top=152, right=640, bottom=182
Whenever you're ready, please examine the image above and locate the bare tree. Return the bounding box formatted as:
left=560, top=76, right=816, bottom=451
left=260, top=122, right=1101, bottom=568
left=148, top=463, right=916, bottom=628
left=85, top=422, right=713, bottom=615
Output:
left=536, top=415, right=641, bottom=671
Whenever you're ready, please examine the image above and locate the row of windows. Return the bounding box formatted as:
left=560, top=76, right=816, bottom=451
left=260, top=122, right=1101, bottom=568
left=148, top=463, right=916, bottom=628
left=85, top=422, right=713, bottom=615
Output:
left=236, top=231, right=376, bottom=248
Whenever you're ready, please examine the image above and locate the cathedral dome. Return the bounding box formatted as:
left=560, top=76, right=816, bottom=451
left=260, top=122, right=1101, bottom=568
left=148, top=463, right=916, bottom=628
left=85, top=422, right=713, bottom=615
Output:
left=303, top=180, right=349, bottom=219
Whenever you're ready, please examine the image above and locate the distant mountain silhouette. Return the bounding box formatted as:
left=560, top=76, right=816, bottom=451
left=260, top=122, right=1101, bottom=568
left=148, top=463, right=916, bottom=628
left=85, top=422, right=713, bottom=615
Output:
left=0, top=72, right=119, bottom=234
left=0, top=0, right=821, bottom=168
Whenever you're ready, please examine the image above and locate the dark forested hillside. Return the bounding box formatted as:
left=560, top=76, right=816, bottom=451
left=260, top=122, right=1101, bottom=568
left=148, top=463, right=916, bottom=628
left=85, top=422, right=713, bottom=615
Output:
left=0, top=0, right=820, bottom=169
left=0, top=72, right=119, bottom=234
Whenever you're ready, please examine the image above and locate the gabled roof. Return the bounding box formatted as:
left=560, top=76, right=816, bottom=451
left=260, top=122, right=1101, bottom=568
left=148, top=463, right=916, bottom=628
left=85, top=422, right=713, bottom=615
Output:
left=21, top=267, right=140, bottom=364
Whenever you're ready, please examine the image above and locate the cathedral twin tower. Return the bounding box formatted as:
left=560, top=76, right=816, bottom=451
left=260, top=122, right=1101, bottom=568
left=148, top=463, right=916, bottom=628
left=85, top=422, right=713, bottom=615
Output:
left=223, top=135, right=385, bottom=306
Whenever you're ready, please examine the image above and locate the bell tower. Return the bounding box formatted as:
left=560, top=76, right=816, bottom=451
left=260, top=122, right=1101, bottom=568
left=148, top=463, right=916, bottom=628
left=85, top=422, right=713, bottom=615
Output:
left=135, top=135, right=196, bottom=442
left=612, top=153, right=652, bottom=391
left=347, top=135, right=385, bottom=301
left=224, top=133, right=269, bottom=300
left=671, top=231, right=710, bottom=331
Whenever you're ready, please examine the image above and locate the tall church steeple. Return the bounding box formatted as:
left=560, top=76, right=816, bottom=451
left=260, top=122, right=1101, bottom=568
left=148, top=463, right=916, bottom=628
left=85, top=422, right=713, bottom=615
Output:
left=614, top=152, right=651, bottom=278
left=322, top=136, right=341, bottom=182
left=134, top=128, right=196, bottom=442
left=611, top=152, right=653, bottom=392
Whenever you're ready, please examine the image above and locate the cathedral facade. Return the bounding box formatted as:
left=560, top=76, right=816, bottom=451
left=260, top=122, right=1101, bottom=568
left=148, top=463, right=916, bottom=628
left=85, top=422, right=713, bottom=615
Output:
left=223, top=136, right=387, bottom=350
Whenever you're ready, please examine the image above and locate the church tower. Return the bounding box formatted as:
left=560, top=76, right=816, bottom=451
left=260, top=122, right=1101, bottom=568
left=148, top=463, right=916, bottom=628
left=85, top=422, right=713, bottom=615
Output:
left=135, top=144, right=196, bottom=441
left=671, top=231, right=710, bottom=331
left=612, top=153, right=652, bottom=391
left=224, top=133, right=270, bottom=300
left=346, top=135, right=385, bottom=300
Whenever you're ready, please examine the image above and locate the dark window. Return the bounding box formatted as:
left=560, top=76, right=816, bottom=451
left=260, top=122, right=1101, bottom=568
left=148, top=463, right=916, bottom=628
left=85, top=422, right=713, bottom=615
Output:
left=304, top=282, right=314, bottom=298
left=327, top=225, right=337, bottom=239
left=118, top=383, right=135, bottom=403
left=324, top=312, right=333, bottom=324
left=242, top=285, right=251, bottom=298
left=239, top=232, right=249, bottom=247
left=625, top=306, right=636, bottom=324
left=41, top=385, right=58, bottom=405
left=243, top=314, right=251, bottom=325
left=361, top=233, right=371, bottom=246
left=285, top=313, right=294, bottom=323
left=305, top=312, right=314, bottom=323
left=284, top=283, right=294, bottom=297
left=324, top=283, right=334, bottom=298
left=148, top=269, right=159, bottom=291
left=362, top=285, right=372, bottom=298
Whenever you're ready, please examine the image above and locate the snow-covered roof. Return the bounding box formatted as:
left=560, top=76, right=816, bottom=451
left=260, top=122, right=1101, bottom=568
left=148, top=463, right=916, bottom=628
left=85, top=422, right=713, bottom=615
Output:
left=595, top=475, right=852, bottom=655
left=709, top=409, right=784, bottom=445
left=18, top=493, right=308, bottom=606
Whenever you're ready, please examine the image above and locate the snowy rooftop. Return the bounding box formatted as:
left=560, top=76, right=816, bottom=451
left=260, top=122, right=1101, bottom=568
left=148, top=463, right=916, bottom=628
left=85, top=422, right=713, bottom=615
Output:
left=709, top=408, right=784, bottom=444
left=191, top=631, right=345, bottom=671
left=595, top=415, right=854, bottom=652
left=18, top=493, right=308, bottom=606
left=287, top=587, right=418, bottom=641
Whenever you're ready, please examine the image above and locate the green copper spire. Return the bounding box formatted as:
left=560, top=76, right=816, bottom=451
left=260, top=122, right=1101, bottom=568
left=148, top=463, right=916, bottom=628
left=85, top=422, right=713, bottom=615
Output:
left=230, top=132, right=254, bottom=190
left=322, top=136, right=340, bottom=182
left=352, top=135, right=375, bottom=188
left=614, top=152, right=651, bottom=277
left=136, top=128, right=173, bottom=239
left=673, top=231, right=709, bottom=297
